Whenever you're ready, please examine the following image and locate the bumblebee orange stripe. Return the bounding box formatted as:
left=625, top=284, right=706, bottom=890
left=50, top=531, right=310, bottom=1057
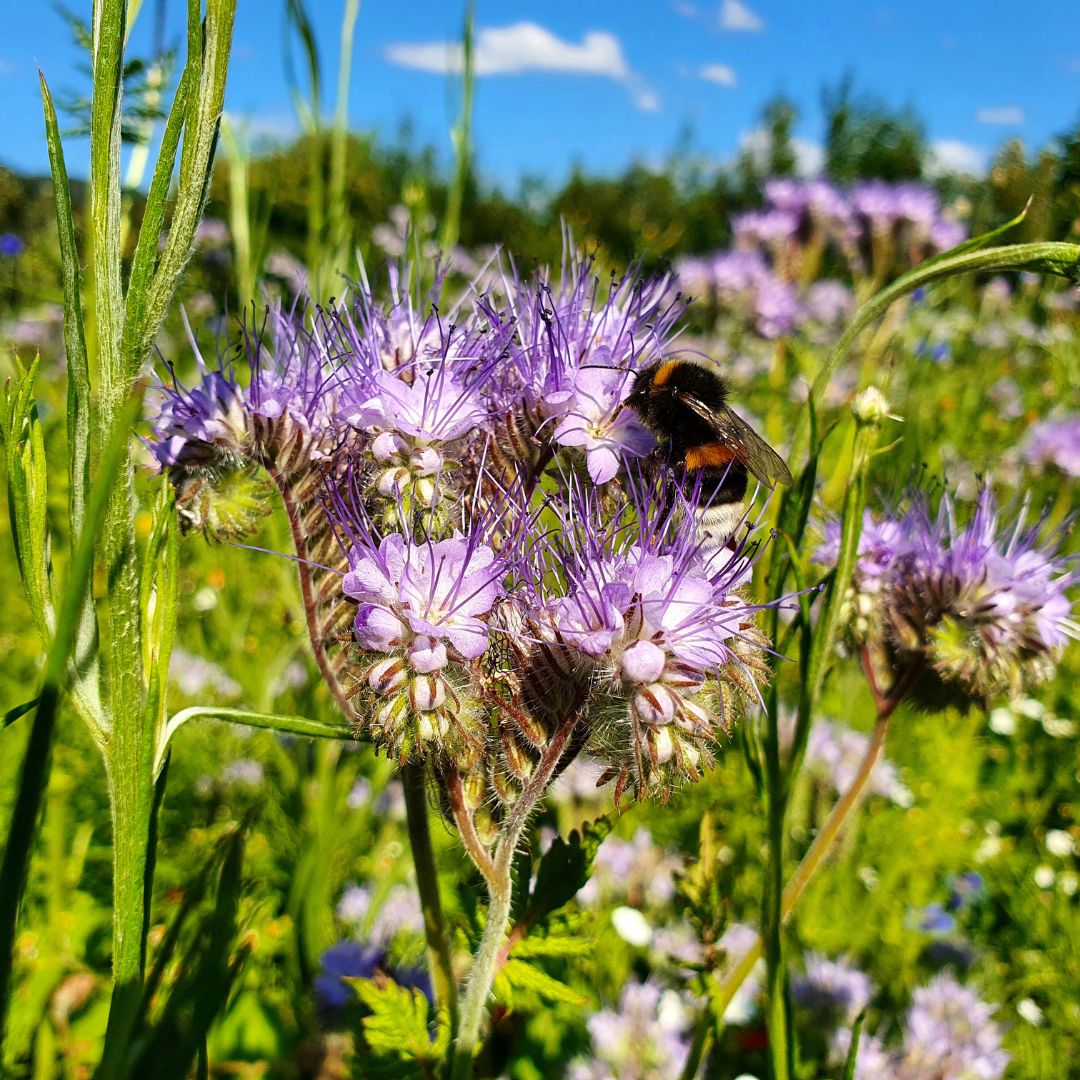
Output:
left=684, top=441, right=738, bottom=470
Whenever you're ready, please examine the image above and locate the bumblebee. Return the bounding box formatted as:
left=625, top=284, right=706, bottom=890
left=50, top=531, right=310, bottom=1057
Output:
left=624, top=358, right=793, bottom=545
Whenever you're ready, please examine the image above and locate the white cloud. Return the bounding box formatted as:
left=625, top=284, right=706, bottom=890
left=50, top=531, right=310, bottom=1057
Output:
left=720, top=0, right=764, bottom=32
left=385, top=22, right=658, bottom=111
left=672, top=0, right=699, bottom=16
left=699, top=63, right=737, bottom=87
left=927, top=139, right=986, bottom=176
left=977, top=106, right=1025, bottom=126
left=738, top=128, right=823, bottom=176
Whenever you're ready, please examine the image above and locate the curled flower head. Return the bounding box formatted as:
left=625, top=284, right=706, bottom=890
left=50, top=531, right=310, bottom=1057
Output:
left=818, top=485, right=1078, bottom=705
left=326, top=461, right=516, bottom=765
left=492, top=247, right=683, bottom=478
left=524, top=474, right=782, bottom=799
left=147, top=306, right=344, bottom=539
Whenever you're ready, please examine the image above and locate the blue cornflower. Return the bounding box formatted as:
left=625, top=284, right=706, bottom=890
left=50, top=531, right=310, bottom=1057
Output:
left=0, top=233, right=25, bottom=257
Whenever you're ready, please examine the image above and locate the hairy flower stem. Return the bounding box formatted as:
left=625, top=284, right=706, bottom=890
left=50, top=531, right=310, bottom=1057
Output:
left=402, top=763, right=459, bottom=1034
left=709, top=673, right=917, bottom=1056
left=451, top=717, right=579, bottom=1079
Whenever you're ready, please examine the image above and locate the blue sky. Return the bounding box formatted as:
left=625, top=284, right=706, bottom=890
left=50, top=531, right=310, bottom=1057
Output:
left=3, top=0, right=1079, bottom=189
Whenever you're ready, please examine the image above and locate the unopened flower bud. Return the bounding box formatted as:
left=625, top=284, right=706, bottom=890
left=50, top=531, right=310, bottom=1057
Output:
left=368, top=656, right=408, bottom=695
left=620, top=640, right=666, bottom=685
left=371, top=431, right=408, bottom=462
left=377, top=466, right=410, bottom=496
left=409, top=674, right=447, bottom=714
left=633, top=684, right=679, bottom=726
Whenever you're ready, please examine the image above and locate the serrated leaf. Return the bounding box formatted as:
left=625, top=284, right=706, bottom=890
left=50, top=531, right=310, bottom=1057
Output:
left=350, top=977, right=450, bottom=1070
left=509, top=934, right=594, bottom=961
left=495, top=958, right=589, bottom=1008
left=526, top=817, right=612, bottom=926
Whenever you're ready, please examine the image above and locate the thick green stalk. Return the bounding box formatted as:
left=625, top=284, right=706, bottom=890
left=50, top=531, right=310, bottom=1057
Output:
left=0, top=390, right=142, bottom=1058
left=402, top=764, right=459, bottom=1035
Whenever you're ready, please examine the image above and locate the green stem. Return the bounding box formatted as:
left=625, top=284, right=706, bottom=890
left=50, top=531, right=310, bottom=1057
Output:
left=712, top=709, right=894, bottom=1028
left=402, top=763, right=459, bottom=1036
left=451, top=718, right=579, bottom=1078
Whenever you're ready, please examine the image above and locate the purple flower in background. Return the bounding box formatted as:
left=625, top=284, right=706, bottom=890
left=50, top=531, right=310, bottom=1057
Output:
left=313, top=941, right=382, bottom=1010
left=1022, top=416, right=1080, bottom=478
left=898, top=974, right=1009, bottom=1080
left=946, top=871, right=985, bottom=911
left=804, top=279, right=856, bottom=327
left=0, top=233, right=25, bottom=257
left=803, top=719, right=912, bottom=805
left=570, top=979, right=691, bottom=1080
left=919, top=903, right=958, bottom=935
left=793, top=953, right=873, bottom=1025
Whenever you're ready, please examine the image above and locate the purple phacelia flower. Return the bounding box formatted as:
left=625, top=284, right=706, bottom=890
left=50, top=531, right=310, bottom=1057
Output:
left=344, top=532, right=504, bottom=665
left=570, top=979, right=691, bottom=1080
left=817, top=485, right=1077, bottom=702
left=1022, top=415, right=1080, bottom=478
left=898, top=974, right=1008, bottom=1080
left=793, top=953, right=873, bottom=1026
left=523, top=475, right=780, bottom=797
left=545, top=364, right=656, bottom=483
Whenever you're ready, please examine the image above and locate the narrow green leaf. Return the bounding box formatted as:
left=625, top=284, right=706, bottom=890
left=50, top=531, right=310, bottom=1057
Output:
left=123, top=63, right=194, bottom=364
left=42, top=70, right=105, bottom=733
left=2, top=698, right=40, bottom=732
left=138, top=0, right=237, bottom=380
left=156, top=706, right=354, bottom=774
left=89, top=0, right=128, bottom=412
left=0, top=386, right=144, bottom=1059
left=843, top=1011, right=867, bottom=1080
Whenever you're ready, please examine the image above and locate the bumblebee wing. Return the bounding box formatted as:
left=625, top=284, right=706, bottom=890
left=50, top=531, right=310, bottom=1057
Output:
left=674, top=391, right=794, bottom=487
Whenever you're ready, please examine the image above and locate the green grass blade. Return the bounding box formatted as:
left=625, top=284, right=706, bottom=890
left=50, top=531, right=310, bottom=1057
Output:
left=40, top=70, right=105, bottom=736
left=2, top=699, right=40, bottom=733
left=843, top=1012, right=867, bottom=1080
left=440, top=0, right=475, bottom=254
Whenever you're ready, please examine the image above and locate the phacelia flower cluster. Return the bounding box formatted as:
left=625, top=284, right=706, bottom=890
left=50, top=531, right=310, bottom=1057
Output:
left=816, top=485, right=1077, bottom=705
left=147, top=248, right=790, bottom=846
